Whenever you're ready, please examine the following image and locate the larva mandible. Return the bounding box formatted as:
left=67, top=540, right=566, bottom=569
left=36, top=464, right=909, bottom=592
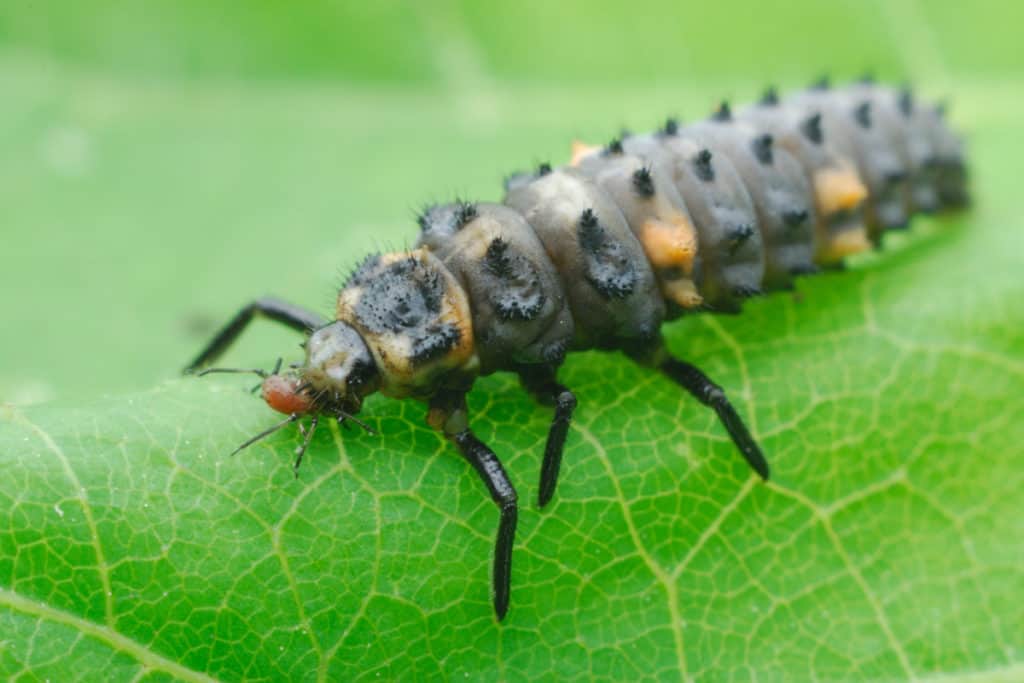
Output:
left=185, top=77, right=969, bottom=621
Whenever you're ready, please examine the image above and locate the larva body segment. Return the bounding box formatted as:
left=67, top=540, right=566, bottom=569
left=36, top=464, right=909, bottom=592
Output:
left=738, top=98, right=871, bottom=265
left=906, top=100, right=969, bottom=209
left=844, top=82, right=941, bottom=214
left=681, top=112, right=818, bottom=289
left=574, top=150, right=703, bottom=314
left=187, top=79, right=970, bottom=622
left=788, top=86, right=910, bottom=240
left=336, top=249, right=479, bottom=399
left=620, top=131, right=765, bottom=312
left=416, top=202, right=574, bottom=373
left=504, top=168, right=665, bottom=350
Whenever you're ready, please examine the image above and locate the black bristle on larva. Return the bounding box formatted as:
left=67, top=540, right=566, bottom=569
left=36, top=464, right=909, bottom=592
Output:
left=810, top=74, right=831, bottom=90
left=712, top=101, right=733, bottom=122
left=783, top=208, right=809, bottom=228
left=632, top=167, right=656, bottom=197
left=898, top=88, right=914, bottom=117
left=801, top=113, right=824, bottom=145
left=760, top=87, right=780, bottom=106
left=484, top=237, right=514, bottom=278
left=751, top=134, right=774, bottom=165
left=605, top=138, right=624, bottom=155
left=410, top=323, right=462, bottom=366
left=579, top=208, right=599, bottom=230
left=662, top=117, right=680, bottom=136
left=854, top=100, right=872, bottom=129
left=576, top=209, right=638, bottom=299
left=694, top=149, right=715, bottom=182
left=537, top=162, right=553, bottom=176
left=858, top=71, right=876, bottom=84
left=727, top=224, right=755, bottom=255
left=344, top=251, right=382, bottom=287
left=494, top=291, right=544, bottom=322
left=483, top=237, right=546, bottom=321
left=575, top=209, right=604, bottom=251
left=619, top=128, right=633, bottom=140
left=455, top=201, right=478, bottom=228
left=416, top=203, right=437, bottom=232
left=733, top=285, right=762, bottom=299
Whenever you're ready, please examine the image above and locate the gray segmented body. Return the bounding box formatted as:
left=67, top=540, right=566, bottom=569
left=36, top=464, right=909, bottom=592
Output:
left=187, top=78, right=969, bottom=622
left=405, top=81, right=966, bottom=379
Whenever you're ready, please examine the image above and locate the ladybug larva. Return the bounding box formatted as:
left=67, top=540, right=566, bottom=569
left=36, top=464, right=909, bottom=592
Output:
left=185, top=77, right=969, bottom=621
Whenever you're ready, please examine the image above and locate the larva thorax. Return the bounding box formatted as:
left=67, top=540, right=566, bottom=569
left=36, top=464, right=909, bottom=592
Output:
left=417, top=202, right=573, bottom=373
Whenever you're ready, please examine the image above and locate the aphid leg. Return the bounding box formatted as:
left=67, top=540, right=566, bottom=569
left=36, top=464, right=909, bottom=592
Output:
left=184, top=297, right=326, bottom=373
left=230, top=414, right=299, bottom=457
left=428, top=392, right=519, bottom=621
left=195, top=358, right=284, bottom=394
left=517, top=365, right=577, bottom=508
left=293, top=415, right=319, bottom=477
left=659, top=357, right=770, bottom=480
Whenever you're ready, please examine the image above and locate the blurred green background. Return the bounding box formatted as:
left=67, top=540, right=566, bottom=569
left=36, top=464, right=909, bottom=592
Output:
left=0, top=0, right=1018, bottom=403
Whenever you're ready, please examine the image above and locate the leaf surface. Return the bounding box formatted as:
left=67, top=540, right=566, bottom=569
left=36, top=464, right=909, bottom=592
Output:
left=2, top=3, right=1024, bottom=680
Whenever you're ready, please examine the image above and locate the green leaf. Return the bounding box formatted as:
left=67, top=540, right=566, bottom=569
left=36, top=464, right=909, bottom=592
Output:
left=2, top=3, right=1024, bottom=680
left=4, top=121, right=1024, bottom=679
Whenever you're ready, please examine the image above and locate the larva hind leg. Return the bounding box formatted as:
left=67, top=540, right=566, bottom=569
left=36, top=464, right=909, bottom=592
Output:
left=630, top=343, right=770, bottom=480
left=184, top=297, right=326, bottom=373
left=517, top=364, right=578, bottom=508
left=428, top=391, right=519, bottom=621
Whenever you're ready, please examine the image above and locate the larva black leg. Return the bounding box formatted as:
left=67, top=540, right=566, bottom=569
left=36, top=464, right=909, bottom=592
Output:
left=453, top=430, right=518, bottom=621
left=429, top=392, right=519, bottom=621
left=184, top=297, right=326, bottom=373
left=660, top=357, right=770, bottom=480
left=518, top=365, right=577, bottom=508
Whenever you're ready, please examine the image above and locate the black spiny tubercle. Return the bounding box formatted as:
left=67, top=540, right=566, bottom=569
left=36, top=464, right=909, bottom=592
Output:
left=693, top=148, right=715, bottom=181
left=751, top=134, right=774, bottom=165
left=632, top=167, right=656, bottom=197
left=186, top=76, right=969, bottom=623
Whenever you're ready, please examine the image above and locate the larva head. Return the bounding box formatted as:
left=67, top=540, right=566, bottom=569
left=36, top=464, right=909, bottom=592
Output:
left=257, top=323, right=379, bottom=418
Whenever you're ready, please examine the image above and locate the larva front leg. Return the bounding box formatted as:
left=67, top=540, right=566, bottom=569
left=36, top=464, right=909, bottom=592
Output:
left=428, top=391, right=519, bottom=621
left=184, top=296, right=327, bottom=373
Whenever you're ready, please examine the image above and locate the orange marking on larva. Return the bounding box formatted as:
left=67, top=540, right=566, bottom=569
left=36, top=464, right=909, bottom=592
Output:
left=814, top=166, right=868, bottom=215
left=639, top=217, right=698, bottom=273
left=569, top=140, right=601, bottom=166
left=663, top=278, right=704, bottom=309
left=262, top=375, right=314, bottom=416
left=818, top=227, right=872, bottom=263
